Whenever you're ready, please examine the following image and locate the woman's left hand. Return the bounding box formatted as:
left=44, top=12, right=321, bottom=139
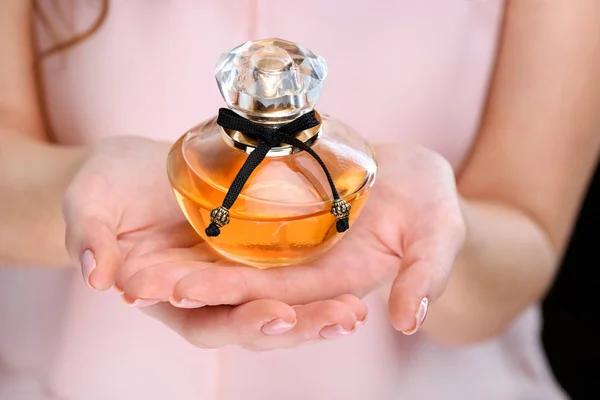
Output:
left=116, top=143, right=466, bottom=342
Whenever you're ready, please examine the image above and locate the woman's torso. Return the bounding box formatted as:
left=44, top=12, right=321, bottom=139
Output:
left=0, top=1, right=566, bottom=399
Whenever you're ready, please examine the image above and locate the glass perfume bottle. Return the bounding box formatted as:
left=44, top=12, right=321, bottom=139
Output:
left=167, top=38, right=377, bottom=268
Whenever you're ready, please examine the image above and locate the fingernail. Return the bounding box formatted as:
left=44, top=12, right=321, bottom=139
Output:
left=170, top=297, right=207, bottom=309
left=122, top=295, right=160, bottom=308
left=113, top=284, right=124, bottom=295
left=402, top=297, right=429, bottom=335
left=356, top=316, right=368, bottom=326
left=81, top=250, right=96, bottom=289
left=319, top=324, right=354, bottom=339
left=261, top=318, right=296, bottom=335
left=128, top=299, right=160, bottom=307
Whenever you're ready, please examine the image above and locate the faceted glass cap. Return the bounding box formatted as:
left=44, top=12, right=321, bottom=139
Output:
left=214, top=38, right=328, bottom=118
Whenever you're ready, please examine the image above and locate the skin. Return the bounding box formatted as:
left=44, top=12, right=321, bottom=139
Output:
left=1, top=0, right=599, bottom=350
left=0, top=1, right=88, bottom=266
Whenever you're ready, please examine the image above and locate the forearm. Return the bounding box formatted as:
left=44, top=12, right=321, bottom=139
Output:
left=422, top=198, right=557, bottom=345
left=0, top=131, right=88, bottom=266
left=421, top=0, right=600, bottom=345
left=0, top=2, right=87, bottom=266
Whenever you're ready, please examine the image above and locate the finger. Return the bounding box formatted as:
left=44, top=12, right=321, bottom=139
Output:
left=388, top=212, right=465, bottom=334
left=125, top=267, right=367, bottom=317
left=121, top=262, right=207, bottom=306
left=115, top=244, right=218, bottom=293
left=142, top=295, right=362, bottom=351
left=63, top=201, right=121, bottom=291
left=142, top=299, right=297, bottom=349
left=258, top=296, right=361, bottom=350
left=169, top=242, right=381, bottom=306
left=332, top=294, right=368, bottom=324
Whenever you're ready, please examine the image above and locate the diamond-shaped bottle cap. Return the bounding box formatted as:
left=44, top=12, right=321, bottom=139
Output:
left=215, top=38, right=327, bottom=119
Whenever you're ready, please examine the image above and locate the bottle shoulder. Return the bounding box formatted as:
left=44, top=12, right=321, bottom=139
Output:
left=170, top=114, right=377, bottom=207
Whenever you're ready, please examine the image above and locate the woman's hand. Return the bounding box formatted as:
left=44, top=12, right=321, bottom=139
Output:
left=140, top=295, right=367, bottom=351
left=63, top=136, right=368, bottom=350
left=114, top=143, right=466, bottom=337
left=63, top=136, right=201, bottom=290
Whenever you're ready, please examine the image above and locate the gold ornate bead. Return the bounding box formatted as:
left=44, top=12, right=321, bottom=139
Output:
left=330, top=198, right=351, bottom=219
left=210, top=206, right=230, bottom=228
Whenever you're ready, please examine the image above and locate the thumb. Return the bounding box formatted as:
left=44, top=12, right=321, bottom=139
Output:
left=388, top=217, right=465, bottom=334
left=64, top=198, right=122, bottom=291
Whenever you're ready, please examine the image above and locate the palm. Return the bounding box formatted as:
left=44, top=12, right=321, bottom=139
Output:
left=67, top=138, right=464, bottom=348
left=64, top=137, right=205, bottom=289
left=114, top=143, right=464, bottom=321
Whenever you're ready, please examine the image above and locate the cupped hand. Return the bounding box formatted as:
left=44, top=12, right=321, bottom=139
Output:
left=115, top=143, right=466, bottom=336
left=63, top=136, right=200, bottom=290
left=63, top=136, right=366, bottom=350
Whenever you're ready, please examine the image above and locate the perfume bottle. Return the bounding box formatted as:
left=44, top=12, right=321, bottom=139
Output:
left=167, top=38, right=377, bottom=268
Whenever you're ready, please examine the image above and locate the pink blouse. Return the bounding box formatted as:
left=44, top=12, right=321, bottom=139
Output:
left=0, top=1, right=566, bottom=399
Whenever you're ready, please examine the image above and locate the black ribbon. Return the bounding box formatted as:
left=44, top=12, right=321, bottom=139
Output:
left=205, top=108, right=351, bottom=237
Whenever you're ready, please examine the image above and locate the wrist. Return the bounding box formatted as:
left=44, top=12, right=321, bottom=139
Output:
left=0, top=136, right=91, bottom=266
left=48, top=143, right=91, bottom=185
left=420, top=196, right=557, bottom=345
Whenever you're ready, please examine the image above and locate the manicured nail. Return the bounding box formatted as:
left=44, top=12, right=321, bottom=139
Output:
left=356, top=316, right=368, bottom=326
left=261, top=318, right=296, bottom=335
left=170, top=297, right=207, bottom=309
left=121, top=295, right=160, bottom=308
left=319, top=324, right=354, bottom=339
left=126, top=299, right=160, bottom=308
left=402, top=297, right=429, bottom=335
left=81, top=250, right=96, bottom=289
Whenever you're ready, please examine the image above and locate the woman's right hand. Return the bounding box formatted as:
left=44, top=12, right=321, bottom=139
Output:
left=63, top=136, right=367, bottom=351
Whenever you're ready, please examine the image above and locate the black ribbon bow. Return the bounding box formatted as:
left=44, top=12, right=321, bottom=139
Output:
left=205, top=108, right=352, bottom=237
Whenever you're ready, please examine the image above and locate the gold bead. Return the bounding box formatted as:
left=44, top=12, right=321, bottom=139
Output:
left=330, top=199, right=351, bottom=219
left=210, top=206, right=230, bottom=228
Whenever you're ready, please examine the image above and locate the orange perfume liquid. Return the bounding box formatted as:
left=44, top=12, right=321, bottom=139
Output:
left=167, top=132, right=374, bottom=268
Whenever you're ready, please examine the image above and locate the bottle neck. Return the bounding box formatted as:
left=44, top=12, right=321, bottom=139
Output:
left=221, top=108, right=322, bottom=156
left=234, top=107, right=314, bottom=129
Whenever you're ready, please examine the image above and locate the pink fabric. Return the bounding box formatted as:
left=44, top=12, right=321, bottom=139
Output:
left=0, top=1, right=567, bottom=399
